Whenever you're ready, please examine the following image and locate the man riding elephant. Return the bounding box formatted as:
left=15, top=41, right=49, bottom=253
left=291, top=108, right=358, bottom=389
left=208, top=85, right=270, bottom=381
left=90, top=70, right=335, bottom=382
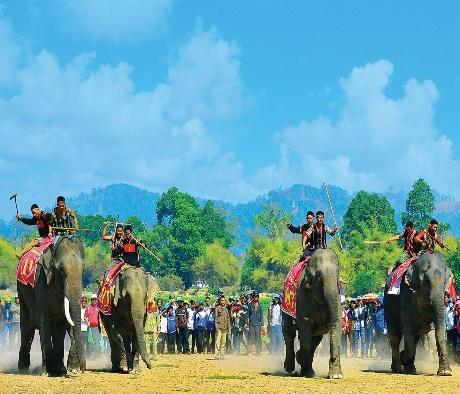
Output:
left=384, top=218, right=453, bottom=376
left=282, top=210, right=343, bottom=379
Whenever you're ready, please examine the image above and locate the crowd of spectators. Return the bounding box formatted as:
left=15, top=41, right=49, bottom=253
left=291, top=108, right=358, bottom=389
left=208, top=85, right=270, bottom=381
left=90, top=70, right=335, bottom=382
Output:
left=2, top=289, right=460, bottom=364
left=340, top=293, right=460, bottom=361
left=145, top=291, right=283, bottom=360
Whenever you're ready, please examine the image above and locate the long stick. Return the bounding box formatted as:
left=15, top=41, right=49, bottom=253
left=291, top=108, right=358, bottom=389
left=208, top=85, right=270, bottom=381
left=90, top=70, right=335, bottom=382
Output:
left=323, top=182, right=344, bottom=251
left=51, top=226, right=94, bottom=232
left=129, top=233, right=163, bottom=262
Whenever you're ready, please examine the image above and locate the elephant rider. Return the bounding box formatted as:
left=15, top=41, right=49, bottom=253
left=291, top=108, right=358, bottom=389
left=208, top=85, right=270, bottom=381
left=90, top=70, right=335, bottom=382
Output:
left=16, top=204, right=53, bottom=259
left=413, top=219, right=446, bottom=255
left=101, top=222, right=124, bottom=263
left=122, top=225, right=146, bottom=267
left=286, top=211, right=315, bottom=261
left=385, top=221, right=417, bottom=273
left=52, top=195, right=79, bottom=235
left=304, top=210, right=339, bottom=255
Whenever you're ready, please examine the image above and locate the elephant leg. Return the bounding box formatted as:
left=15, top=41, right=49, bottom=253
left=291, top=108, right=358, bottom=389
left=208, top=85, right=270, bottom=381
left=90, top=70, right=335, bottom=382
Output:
left=51, top=324, right=66, bottom=376
left=302, top=335, right=322, bottom=377
left=67, top=326, right=80, bottom=373
left=296, top=318, right=313, bottom=377
left=122, top=336, right=134, bottom=371
left=18, top=325, right=35, bottom=373
left=388, top=332, right=402, bottom=373
left=402, top=328, right=418, bottom=374
left=328, top=325, right=343, bottom=379
left=17, top=283, right=35, bottom=373
left=100, top=314, right=127, bottom=373
left=282, top=313, right=296, bottom=373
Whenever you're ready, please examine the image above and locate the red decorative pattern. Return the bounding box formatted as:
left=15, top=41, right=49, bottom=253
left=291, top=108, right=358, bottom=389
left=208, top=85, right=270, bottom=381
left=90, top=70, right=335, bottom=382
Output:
left=17, top=236, right=55, bottom=287
left=281, top=258, right=310, bottom=318
left=96, top=261, right=125, bottom=315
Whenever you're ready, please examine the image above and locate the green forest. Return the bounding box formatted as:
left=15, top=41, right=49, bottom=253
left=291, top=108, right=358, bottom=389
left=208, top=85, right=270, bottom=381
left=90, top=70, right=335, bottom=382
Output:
left=1, top=179, right=459, bottom=296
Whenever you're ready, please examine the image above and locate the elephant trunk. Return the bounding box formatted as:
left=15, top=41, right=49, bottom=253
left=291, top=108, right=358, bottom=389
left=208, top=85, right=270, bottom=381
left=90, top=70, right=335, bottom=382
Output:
left=66, top=279, right=86, bottom=371
left=431, top=288, right=451, bottom=374
left=323, top=275, right=342, bottom=362
left=132, top=307, right=152, bottom=369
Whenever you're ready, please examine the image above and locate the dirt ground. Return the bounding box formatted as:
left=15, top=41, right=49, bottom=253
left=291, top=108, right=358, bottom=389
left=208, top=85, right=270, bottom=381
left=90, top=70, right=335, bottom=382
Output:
left=1, top=351, right=460, bottom=394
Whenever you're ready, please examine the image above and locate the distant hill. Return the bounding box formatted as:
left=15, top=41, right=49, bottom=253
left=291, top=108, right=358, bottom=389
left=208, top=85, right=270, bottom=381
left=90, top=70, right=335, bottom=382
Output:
left=67, top=183, right=161, bottom=226
left=1, top=183, right=459, bottom=249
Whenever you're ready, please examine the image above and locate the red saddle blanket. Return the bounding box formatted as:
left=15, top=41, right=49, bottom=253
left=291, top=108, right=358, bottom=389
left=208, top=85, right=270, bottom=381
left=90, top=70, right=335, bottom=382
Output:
left=97, top=261, right=125, bottom=315
left=389, top=255, right=418, bottom=290
left=17, top=236, right=55, bottom=287
left=281, top=257, right=310, bottom=318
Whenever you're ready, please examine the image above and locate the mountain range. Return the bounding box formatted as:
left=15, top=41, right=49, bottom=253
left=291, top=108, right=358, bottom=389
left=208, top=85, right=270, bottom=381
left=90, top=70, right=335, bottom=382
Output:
left=2, top=183, right=459, bottom=249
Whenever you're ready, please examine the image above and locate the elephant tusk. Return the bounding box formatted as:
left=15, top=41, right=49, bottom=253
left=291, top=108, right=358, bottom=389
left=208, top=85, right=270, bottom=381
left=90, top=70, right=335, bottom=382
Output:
left=64, top=297, right=75, bottom=327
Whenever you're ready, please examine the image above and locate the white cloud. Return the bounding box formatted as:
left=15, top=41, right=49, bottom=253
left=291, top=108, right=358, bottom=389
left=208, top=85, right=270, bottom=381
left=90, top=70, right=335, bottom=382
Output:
left=59, top=0, right=173, bottom=42
left=254, top=60, right=460, bottom=198
left=0, top=20, right=252, bottom=218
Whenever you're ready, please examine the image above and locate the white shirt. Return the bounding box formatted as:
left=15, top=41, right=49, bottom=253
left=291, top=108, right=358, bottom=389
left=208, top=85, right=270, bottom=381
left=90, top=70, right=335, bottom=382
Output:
left=187, top=308, right=195, bottom=330
left=271, top=304, right=281, bottom=326
left=445, top=305, right=455, bottom=330
left=160, top=315, right=168, bottom=333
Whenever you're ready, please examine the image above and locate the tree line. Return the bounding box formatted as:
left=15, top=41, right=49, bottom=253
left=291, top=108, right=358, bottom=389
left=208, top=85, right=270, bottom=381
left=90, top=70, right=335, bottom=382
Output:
left=0, top=179, right=459, bottom=295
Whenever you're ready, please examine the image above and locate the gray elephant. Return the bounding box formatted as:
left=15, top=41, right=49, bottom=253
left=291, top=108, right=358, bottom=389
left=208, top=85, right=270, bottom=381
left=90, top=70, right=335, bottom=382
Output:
left=384, top=251, right=453, bottom=375
left=100, top=266, right=158, bottom=373
left=283, top=249, right=343, bottom=379
left=17, top=236, right=86, bottom=376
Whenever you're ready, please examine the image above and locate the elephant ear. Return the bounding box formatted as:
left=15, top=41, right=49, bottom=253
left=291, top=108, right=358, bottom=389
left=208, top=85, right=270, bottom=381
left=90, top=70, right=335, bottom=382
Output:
left=147, top=275, right=159, bottom=300
left=303, top=267, right=313, bottom=289
left=39, top=249, right=54, bottom=286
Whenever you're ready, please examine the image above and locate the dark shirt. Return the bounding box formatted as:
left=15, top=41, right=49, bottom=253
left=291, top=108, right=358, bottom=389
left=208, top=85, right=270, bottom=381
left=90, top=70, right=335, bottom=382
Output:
left=20, top=212, right=49, bottom=237
left=122, top=238, right=142, bottom=266
left=111, top=235, right=124, bottom=260
left=287, top=223, right=312, bottom=249
left=247, top=302, right=264, bottom=326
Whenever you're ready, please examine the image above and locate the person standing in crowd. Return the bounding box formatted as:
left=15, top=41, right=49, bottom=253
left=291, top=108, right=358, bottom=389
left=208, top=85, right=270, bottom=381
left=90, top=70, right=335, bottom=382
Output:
left=365, top=301, right=375, bottom=357
left=194, top=303, right=208, bottom=354
left=231, top=301, right=244, bottom=354
left=204, top=296, right=212, bottom=313
left=445, top=294, right=456, bottom=357
left=84, top=294, right=100, bottom=358
left=11, top=296, right=20, bottom=346
left=80, top=297, right=88, bottom=355
left=145, top=299, right=159, bottom=361
left=175, top=298, right=189, bottom=354
left=158, top=308, right=168, bottom=354
left=268, top=295, right=283, bottom=354
left=373, top=298, right=387, bottom=359
left=3, top=300, right=13, bottom=347
left=205, top=307, right=216, bottom=353
left=341, top=302, right=350, bottom=356
left=166, top=306, right=177, bottom=353
left=215, top=295, right=231, bottom=360
left=186, top=301, right=197, bottom=353
left=248, top=291, right=264, bottom=356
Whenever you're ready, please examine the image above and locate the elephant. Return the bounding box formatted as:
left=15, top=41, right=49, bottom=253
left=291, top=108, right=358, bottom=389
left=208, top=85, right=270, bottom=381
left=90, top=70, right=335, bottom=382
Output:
left=283, top=249, right=343, bottom=379
left=17, top=236, right=86, bottom=376
left=384, top=251, right=453, bottom=376
left=100, top=266, right=158, bottom=373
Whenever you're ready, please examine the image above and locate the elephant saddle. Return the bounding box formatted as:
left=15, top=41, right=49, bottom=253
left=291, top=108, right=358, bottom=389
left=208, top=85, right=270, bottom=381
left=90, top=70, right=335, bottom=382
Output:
left=387, top=255, right=418, bottom=295
left=281, top=257, right=311, bottom=318
left=17, top=236, right=55, bottom=287
left=96, top=260, right=126, bottom=315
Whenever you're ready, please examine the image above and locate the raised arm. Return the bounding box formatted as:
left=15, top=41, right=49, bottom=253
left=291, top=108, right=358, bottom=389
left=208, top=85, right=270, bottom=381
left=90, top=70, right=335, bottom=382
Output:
left=101, top=222, right=112, bottom=241
left=385, top=231, right=404, bottom=244
left=16, top=216, right=36, bottom=226
left=286, top=223, right=301, bottom=234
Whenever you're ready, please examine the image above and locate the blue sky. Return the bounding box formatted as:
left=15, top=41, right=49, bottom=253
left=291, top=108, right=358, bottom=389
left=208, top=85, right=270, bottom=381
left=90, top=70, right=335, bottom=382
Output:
left=1, top=1, right=460, bottom=218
